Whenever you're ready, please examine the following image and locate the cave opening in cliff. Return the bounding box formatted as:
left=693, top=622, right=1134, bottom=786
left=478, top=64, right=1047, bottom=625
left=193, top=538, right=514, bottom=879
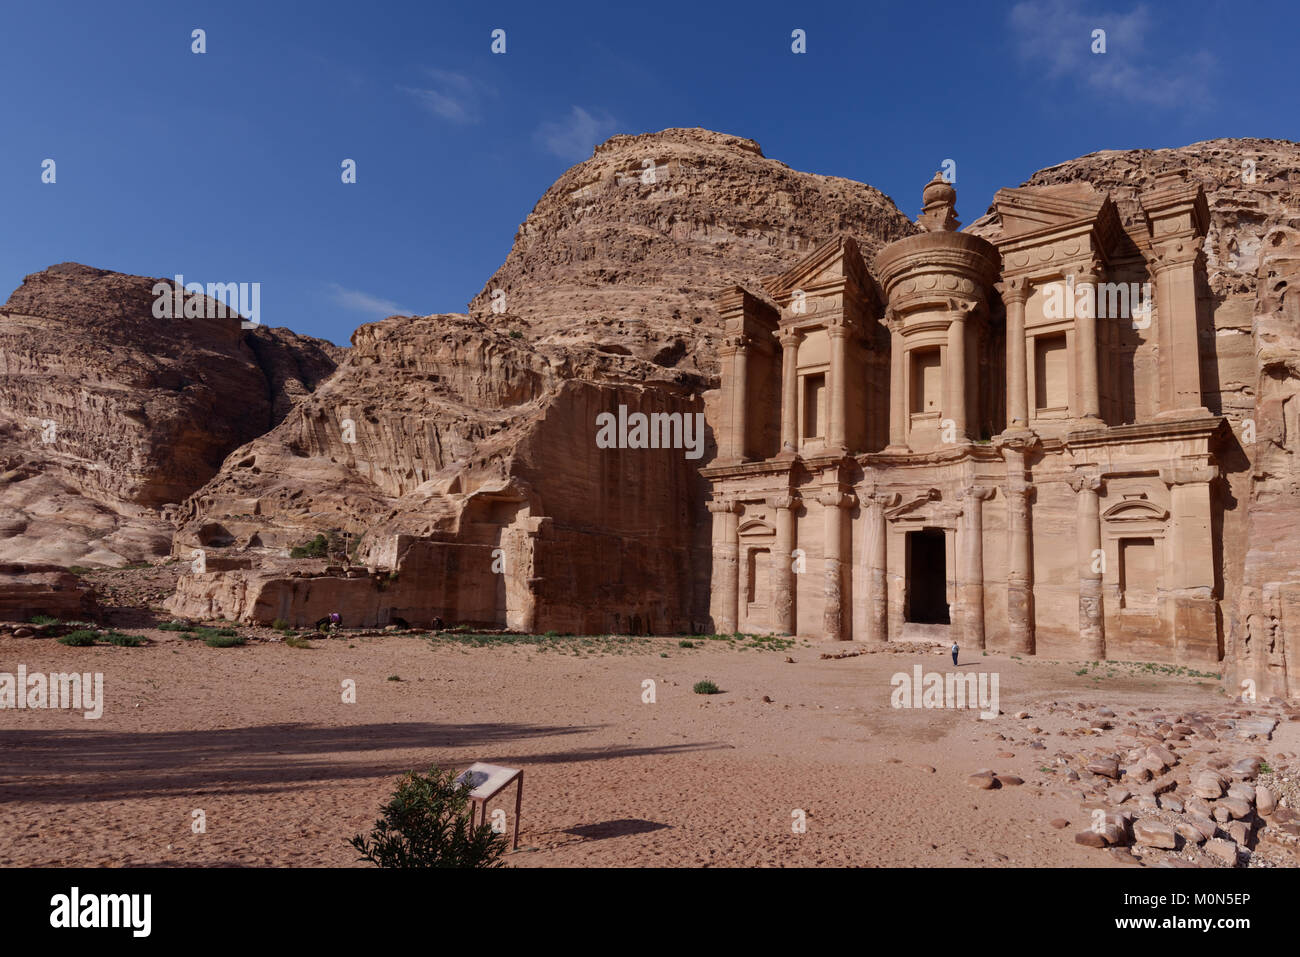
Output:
left=905, top=528, right=949, bottom=625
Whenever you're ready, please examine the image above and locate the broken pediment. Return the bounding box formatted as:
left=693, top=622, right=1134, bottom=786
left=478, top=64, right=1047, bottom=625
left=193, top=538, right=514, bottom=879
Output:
left=764, top=234, right=879, bottom=307
left=992, top=184, right=1109, bottom=240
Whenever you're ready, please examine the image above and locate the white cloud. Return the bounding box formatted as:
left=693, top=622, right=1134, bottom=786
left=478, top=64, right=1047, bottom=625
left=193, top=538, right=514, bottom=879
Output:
left=400, top=69, right=485, bottom=123
left=326, top=283, right=411, bottom=318
left=535, top=106, right=617, bottom=161
left=1008, top=0, right=1215, bottom=107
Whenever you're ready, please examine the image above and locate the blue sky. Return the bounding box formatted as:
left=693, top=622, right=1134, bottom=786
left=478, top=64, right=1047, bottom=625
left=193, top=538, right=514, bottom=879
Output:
left=1, top=0, right=1294, bottom=346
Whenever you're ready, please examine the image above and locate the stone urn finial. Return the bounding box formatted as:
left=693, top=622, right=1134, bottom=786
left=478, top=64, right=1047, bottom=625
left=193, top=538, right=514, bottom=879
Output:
left=919, top=172, right=959, bottom=232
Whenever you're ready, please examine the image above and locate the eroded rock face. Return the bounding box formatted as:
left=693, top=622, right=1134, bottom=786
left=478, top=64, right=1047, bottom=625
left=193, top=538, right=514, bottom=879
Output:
left=0, top=563, right=96, bottom=622
left=169, top=129, right=918, bottom=629
left=469, top=127, right=919, bottom=379
left=0, top=263, right=340, bottom=568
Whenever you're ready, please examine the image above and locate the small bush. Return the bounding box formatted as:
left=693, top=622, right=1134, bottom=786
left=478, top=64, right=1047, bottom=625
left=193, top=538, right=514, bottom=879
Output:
left=387, top=675, right=402, bottom=682
left=272, top=618, right=291, bottom=631
left=104, top=632, right=147, bottom=647
left=28, top=615, right=58, bottom=625
left=350, top=767, right=507, bottom=868
left=284, top=635, right=313, bottom=649
left=678, top=639, right=695, bottom=648
left=693, top=679, right=721, bottom=695
left=290, top=534, right=329, bottom=559
left=158, top=620, right=191, bottom=631
left=58, top=630, right=98, bottom=646
left=204, top=633, right=247, bottom=648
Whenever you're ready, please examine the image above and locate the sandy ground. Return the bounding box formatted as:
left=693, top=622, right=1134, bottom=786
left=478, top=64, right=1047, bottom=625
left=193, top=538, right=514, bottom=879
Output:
left=0, top=630, right=1295, bottom=867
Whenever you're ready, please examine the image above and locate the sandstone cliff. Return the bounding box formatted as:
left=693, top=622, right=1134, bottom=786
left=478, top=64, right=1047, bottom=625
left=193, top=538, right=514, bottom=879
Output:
left=168, top=129, right=919, bottom=629
left=153, top=132, right=1300, bottom=705
left=469, top=128, right=918, bottom=379
left=0, top=263, right=340, bottom=567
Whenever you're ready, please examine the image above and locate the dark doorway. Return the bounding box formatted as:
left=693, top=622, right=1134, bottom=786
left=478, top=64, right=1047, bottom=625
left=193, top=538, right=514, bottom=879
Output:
left=906, top=528, right=949, bottom=624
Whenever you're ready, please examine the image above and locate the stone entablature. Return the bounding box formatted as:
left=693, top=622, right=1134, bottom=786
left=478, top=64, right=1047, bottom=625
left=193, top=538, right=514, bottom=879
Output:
left=705, top=171, right=1229, bottom=672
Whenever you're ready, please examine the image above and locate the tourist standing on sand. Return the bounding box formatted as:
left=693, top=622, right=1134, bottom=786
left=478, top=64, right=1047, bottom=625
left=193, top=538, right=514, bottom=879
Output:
left=951, top=641, right=959, bottom=666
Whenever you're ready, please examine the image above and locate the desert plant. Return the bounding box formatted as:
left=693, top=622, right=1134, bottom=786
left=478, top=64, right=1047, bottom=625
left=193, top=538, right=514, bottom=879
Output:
left=284, top=634, right=313, bottom=649
left=693, top=679, right=721, bottom=695
left=104, top=631, right=146, bottom=647
left=27, top=615, right=58, bottom=625
left=204, top=633, right=247, bottom=648
left=157, top=620, right=191, bottom=631
left=58, top=630, right=98, bottom=646
left=290, top=534, right=329, bottom=559
left=350, top=767, right=507, bottom=868
left=272, top=618, right=291, bottom=631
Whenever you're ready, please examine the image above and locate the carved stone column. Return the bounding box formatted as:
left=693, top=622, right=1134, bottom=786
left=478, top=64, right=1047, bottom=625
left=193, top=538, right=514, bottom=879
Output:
left=1001, top=278, right=1030, bottom=431
left=768, top=492, right=800, bottom=635
left=1001, top=438, right=1036, bottom=654
left=818, top=489, right=855, bottom=641
left=1148, top=243, right=1209, bottom=418
left=945, top=304, right=971, bottom=442
left=777, top=329, right=802, bottom=454
left=1068, top=473, right=1105, bottom=659
left=887, top=313, right=907, bottom=449
left=958, top=485, right=995, bottom=650
left=720, top=335, right=751, bottom=462
left=1160, top=464, right=1220, bottom=666
left=708, top=498, right=740, bottom=633
left=827, top=323, right=849, bottom=452
left=1074, top=264, right=1103, bottom=424
left=864, top=489, right=896, bottom=643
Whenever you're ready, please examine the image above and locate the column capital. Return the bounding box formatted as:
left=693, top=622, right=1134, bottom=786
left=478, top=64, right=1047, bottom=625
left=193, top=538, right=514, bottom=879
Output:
left=1145, top=238, right=1203, bottom=273
left=959, top=485, right=997, bottom=502
left=719, top=334, right=753, bottom=355
left=826, top=321, right=853, bottom=340
left=766, top=492, right=801, bottom=511
left=1066, top=472, right=1104, bottom=494
left=997, top=276, right=1031, bottom=305
left=1159, top=464, right=1218, bottom=487
left=776, top=328, right=803, bottom=349
left=707, top=497, right=740, bottom=514
left=945, top=296, right=980, bottom=318
left=1066, top=258, right=1105, bottom=284
left=817, top=490, right=857, bottom=509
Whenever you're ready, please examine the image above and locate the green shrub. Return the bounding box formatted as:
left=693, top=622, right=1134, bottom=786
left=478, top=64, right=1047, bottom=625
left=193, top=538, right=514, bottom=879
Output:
left=290, top=534, right=329, bottom=559
left=349, top=767, right=507, bottom=868
left=104, top=631, right=147, bottom=647
left=58, top=630, right=98, bottom=646
left=678, top=639, right=695, bottom=648
left=272, top=618, right=291, bottom=631
left=28, top=614, right=58, bottom=625
left=204, top=633, right=247, bottom=648
left=158, top=620, right=191, bottom=631
left=284, top=634, right=313, bottom=649
left=693, top=679, right=721, bottom=695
